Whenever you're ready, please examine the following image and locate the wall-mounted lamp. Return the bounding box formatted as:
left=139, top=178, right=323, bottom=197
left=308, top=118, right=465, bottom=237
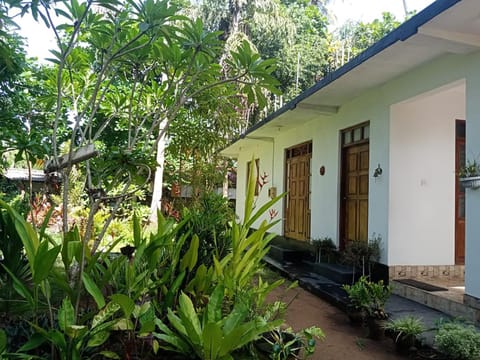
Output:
left=373, top=164, right=383, bottom=178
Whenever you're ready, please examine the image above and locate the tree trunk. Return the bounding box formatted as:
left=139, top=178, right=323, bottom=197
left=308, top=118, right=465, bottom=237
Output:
left=223, top=161, right=229, bottom=198
left=402, top=0, right=408, bottom=17
left=229, top=0, right=241, bottom=36
left=149, top=120, right=168, bottom=224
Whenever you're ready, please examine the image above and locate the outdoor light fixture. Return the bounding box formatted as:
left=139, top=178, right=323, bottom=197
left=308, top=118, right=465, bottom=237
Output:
left=373, top=164, right=383, bottom=178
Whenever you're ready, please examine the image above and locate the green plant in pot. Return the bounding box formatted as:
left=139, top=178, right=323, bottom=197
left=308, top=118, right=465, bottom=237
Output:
left=257, top=326, right=325, bottom=360
left=459, top=159, right=480, bottom=178
left=310, top=237, right=336, bottom=263
left=345, top=276, right=392, bottom=339
left=459, top=159, right=480, bottom=189
left=342, top=276, right=370, bottom=324
left=365, top=278, right=392, bottom=340
left=384, top=315, right=425, bottom=355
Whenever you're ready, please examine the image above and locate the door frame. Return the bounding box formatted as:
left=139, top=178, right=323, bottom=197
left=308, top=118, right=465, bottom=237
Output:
left=455, top=119, right=465, bottom=265
left=283, top=141, right=312, bottom=241
left=339, top=122, right=370, bottom=250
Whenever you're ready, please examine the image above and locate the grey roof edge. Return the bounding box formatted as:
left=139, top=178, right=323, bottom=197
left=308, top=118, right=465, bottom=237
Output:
left=224, top=0, right=461, bottom=150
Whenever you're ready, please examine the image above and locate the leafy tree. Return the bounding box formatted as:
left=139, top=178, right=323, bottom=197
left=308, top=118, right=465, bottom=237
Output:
left=198, top=0, right=330, bottom=100
left=0, top=29, right=54, bottom=213
left=164, top=0, right=330, bottom=200
left=329, top=12, right=401, bottom=68
left=5, top=0, right=279, bottom=255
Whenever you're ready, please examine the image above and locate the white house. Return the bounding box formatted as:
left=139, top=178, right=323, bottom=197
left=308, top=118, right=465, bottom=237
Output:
left=221, top=0, right=480, bottom=313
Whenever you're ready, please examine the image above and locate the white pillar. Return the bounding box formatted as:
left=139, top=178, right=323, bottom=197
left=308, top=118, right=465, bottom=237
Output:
left=464, top=76, right=480, bottom=302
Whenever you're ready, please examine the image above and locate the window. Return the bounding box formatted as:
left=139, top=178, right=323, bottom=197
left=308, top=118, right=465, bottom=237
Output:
left=341, top=122, right=370, bottom=147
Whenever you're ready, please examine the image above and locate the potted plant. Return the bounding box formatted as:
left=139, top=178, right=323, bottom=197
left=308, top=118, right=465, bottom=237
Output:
left=384, top=315, right=425, bottom=355
left=256, top=326, right=325, bottom=359
left=342, top=240, right=369, bottom=282
left=459, top=159, right=480, bottom=189
left=342, top=276, right=370, bottom=324
left=310, top=237, right=336, bottom=263
left=362, top=278, right=392, bottom=340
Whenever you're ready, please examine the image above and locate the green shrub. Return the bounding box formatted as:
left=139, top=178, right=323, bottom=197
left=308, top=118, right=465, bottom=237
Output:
left=435, top=321, right=480, bottom=360
left=180, top=191, right=234, bottom=267
left=342, top=276, right=391, bottom=319
left=384, top=315, right=425, bottom=342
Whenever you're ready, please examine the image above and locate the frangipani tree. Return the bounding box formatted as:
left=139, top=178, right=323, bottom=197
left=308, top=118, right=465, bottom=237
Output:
left=7, top=0, right=279, bottom=253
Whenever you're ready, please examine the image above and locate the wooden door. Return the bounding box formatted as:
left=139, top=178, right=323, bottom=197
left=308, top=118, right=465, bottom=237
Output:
left=455, top=120, right=465, bottom=265
left=285, top=143, right=311, bottom=241
left=341, top=143, right=369, bottom=247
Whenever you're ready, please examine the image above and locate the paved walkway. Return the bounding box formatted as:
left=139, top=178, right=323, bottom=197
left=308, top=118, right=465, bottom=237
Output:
left=386, top=294, right=449, bottom=346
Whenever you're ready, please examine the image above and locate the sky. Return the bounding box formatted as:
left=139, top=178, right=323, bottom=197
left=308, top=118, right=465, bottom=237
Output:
left=15, top=0, right=435, bottom=61
left=328, top=0, right=435, bottom=28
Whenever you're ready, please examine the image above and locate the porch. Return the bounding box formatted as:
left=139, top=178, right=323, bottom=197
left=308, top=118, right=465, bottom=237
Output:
left=392, top=276, right=480, bottom=324
left=265, top=236, right=480, bottom=325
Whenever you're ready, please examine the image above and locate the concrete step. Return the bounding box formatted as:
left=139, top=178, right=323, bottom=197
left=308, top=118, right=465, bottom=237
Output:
left=392, top=279, right=479, bottom=324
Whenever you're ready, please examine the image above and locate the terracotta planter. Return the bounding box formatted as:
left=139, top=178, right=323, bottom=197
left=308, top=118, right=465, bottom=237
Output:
left=367, top=316, right=387, bottom=340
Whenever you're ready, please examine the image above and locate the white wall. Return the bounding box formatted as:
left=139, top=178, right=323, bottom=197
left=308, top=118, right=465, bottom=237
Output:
left=465, top=72, right=480, bottom=299
left=389, top=84, right=465, bottom=265
left=234, top=50, right=480, bottom=267
left=235, top=139, right=280, bottom=231
left=235, top=97, right=391, bottom=252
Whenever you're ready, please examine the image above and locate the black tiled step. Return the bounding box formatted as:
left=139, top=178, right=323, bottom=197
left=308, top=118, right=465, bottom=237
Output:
left=268, top=245, right=309, bottom=263
left=305, top=261, right=358, bottom=285
left=263, top=255, right=349, bottom=310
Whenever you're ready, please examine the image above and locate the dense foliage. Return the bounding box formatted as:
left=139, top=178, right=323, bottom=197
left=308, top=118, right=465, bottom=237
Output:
left=0, top=162, right=325, bottom=359
left=435, top=321, right=480, bottom=360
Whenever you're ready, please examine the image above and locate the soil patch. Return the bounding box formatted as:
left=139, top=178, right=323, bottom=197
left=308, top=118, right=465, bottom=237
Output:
left=268, top=283, right=406, bottom=360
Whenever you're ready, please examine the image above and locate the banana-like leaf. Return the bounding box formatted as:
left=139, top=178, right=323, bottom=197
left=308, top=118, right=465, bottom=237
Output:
left=82, top=272, right=106, bottom=309
left=243, top=159, right=256, bottom=222
left=0, top=200, right=39, bottom=272
left=164, top=270, right=186, bottom=308
left=203, top=322, right=222, bottom=360
left=185, top=263, right=208, bottom=293
left=87, top=330, right=110, bottom=347
left=58, top=298, right=75, bottom=334
left=111, top=294, right=135, bottom=318
left=180, top=234, right=199, bottom=272
left=65, top=325, right=87, bottom=340
left=154, top=332, right=191, bottom=354
left=18, top=333, right=46, bottom=352
left=205, top=284, right=224, bottom=324
left=33, top=242, right=61, bottom=284
left=133, top=212, right=142, bottom=248
left=62, top=227, right=81, bottom=270
left=177, top=292, right=202, bottom=347
left=244, top=194, right=283, bottom=230
left=167, top=309, right=188, bottom=338
left=92, top=302, right=120, bottom=328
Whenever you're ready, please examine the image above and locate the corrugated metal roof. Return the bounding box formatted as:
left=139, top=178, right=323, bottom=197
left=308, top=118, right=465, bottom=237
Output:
left=3, top=168, right=46, bottom=182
